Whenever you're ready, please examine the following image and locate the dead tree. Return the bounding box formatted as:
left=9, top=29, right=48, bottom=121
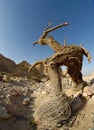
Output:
left=31, top=22, right=91, bottom=129
left=32, top=22, right=91, bottom=92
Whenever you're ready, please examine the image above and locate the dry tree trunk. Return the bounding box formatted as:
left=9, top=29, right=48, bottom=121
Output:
left=47, top=65, right=62, bottom=94
left=34, top=60, right=72, bottom=130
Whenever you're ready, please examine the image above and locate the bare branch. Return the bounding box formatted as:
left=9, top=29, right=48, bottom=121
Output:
left=32, top=22, right=69, bottom=46
left=28, top=60, right=45, bottom=72
left=45, top=22, right=69, bottom=33
left=33, top=41, right=38, bottom=46
left=39, top=22, right=69, bottom=41
left=44, top=22, right=52, bottom=31
left=64, top=37, right=67, bottom=46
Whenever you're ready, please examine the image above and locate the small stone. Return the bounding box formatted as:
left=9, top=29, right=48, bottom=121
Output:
left=83, top=86, right=94, bottom=97
left=65, top=87, right=82, bottom=97
left=60, top=128, right=64, bottom=130
left=41, top=91, right=47, bottom=95
left=56, top=123, right=62, bottom=127
left=22, top=98, right=30, bottom=106
left=71, top=96, right=83, bottom=111
left=91, top=95, right=94, bottom=99
left=9, top=89, right=20, bottom=97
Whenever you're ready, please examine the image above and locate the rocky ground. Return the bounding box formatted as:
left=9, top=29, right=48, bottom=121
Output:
left=0, top=72, right=94, bottom=130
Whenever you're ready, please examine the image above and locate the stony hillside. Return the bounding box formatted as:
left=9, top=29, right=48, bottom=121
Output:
left=12, top=61, right=31, bottom=76
left=0, top=54, right=16, bottom=72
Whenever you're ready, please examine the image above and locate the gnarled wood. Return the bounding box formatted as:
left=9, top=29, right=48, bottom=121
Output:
left=31, top=22, right=91, bottom=130
left=33, top=22, right=69, bottom=48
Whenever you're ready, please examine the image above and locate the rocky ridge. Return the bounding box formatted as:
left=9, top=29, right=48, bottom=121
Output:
left=0, top=54, right=16, bottom=72
left=0, top=54, right=47, bottom=80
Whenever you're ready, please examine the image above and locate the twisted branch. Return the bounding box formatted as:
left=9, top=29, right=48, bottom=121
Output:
left=33, top=22, right=69, bottom=46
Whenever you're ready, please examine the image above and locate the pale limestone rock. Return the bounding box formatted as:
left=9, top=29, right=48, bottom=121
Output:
left=83, top=86, right=94, bottom=97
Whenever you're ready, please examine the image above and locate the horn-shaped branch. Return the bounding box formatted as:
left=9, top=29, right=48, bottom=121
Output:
left=33, top=41, right=38, bottom=46
left=45, top=22, right=69, bottom=34
left=44, top=22, right=52, bottom=31
left=33, top=22, right=69, bottom=46
left=39, top=22, right=69, bottom=40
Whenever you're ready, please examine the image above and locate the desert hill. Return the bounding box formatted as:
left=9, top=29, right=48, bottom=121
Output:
left=12, top=61, right=31, bottom=76
left=0, top=54, right=30, bottom=74
left=0, top=53, right=47, bottom=81
left=0, top=54, right=16, bottom=72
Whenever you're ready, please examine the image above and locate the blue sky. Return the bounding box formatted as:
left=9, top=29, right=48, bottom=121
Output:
left=0, top=0, right=94, bottom=75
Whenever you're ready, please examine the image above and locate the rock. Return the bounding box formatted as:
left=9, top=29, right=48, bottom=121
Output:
left=70, top=96, right=84, bottom=111
left=83, top=86, right=94, bottom=98
left=0, top=74, right=3, bottom=81
left=65, top=87, right=82, bottom=97
left=91, top=95, right=94, bottom=99
left=9, top=89, right=20, bottom=97
left=0, top=105, right=11, bottom=119
left=41, top=90, right=48, bottom=96
left=22, top=98, right=30, bottom=106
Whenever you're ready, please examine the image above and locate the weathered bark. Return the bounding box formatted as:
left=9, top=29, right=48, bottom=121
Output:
left=32, top=22, right=91, bottom=88
left=29, top=44, right=91, bottom=89
left=47, top=65, right=62, bottom=93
